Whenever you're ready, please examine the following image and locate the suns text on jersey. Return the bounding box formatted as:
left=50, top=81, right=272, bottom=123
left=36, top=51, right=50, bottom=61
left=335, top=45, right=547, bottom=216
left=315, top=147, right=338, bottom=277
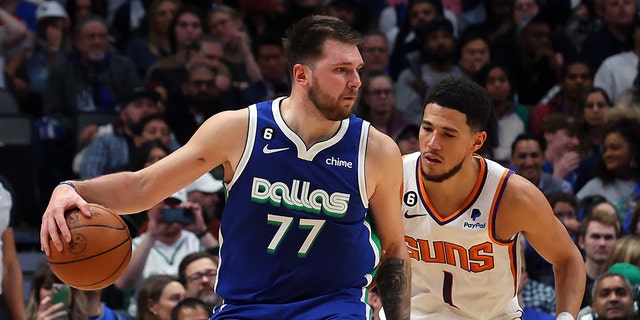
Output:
left=405, top=236, right=495, bottom=272
left=250, top=177, right=350, bottom=217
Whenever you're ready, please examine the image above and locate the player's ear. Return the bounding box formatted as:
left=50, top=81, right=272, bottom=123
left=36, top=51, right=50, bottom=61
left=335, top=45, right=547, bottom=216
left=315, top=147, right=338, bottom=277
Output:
left=292, top=64, right=310, bottom=87
left=471, top=131, right=486, bottom=153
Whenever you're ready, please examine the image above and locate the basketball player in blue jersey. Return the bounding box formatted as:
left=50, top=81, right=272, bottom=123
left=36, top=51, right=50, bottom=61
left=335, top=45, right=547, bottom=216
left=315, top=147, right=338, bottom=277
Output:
left=39, top=15, right=411, bottom=320
left=398, top=77, right=585, bottom=320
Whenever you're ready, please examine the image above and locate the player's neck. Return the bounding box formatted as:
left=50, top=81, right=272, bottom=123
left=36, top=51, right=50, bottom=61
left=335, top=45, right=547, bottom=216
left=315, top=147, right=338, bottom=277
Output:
left=280, top=97, right=343, bottom=147
left=422, top=157, right=481, bottom=216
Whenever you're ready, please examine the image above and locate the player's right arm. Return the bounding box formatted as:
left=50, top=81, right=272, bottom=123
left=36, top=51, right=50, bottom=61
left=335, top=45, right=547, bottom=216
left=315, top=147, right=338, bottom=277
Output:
left=40, top=108, right=249, bottom=255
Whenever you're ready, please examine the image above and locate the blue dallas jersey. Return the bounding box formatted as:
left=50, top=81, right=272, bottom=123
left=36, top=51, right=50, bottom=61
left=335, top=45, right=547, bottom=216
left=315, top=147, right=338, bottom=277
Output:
left=212, top=98, right=380, bottom=319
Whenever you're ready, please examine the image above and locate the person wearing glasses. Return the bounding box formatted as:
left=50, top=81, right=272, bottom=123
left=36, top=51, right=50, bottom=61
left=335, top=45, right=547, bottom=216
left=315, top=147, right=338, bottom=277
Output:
left=178, top=252, right=222, bottom=311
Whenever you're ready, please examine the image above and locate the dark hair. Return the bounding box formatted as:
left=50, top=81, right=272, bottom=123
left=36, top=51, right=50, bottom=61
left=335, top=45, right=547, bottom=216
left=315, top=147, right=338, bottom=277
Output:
left=510, top=132, right=545, bottom=155
left=251, top=32, right=284, bottom=57
left=457, top=29, right=491, bottom=62
left=416, top=16, right=454, bottom=44
left=540, top=113, right=578, bottom=135
left=188, top=34, right=223, bottom=56
left=474, top=62, right=514, bottom=91
left=138, top=275, right=181, bottom=320
left=560, top=59, right=592, bottom=82
left=356, top=71, right=395, bottom=120
left=282, top=15, right=363, bottom=71
left=423, top=77, right=491, bottom=132
left=583, top=87, right=612, bottom=110
left=578, top=194, right=609, bottom=221
left=596, top=116, right=640, bottom=183
left=177, top=252, right=218, bottom=285
left=170, top=297, right=210, bottom=320
left=168, top=6, right=203, bottom=54
left=72, top=14, right=107, bottom=41
left=131, top=113, right=170, bottom=137
left=130, top=139, right=171, bottom=171
left=631, top=206, right=640, bottom=235
left=547, top=192, right=578, bottom=209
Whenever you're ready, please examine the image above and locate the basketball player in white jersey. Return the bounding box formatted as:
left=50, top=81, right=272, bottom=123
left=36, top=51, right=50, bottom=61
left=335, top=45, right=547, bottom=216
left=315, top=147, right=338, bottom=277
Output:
left=399, top=77, right=585, bottom=319
left=39, top=16, right=410, bottom=320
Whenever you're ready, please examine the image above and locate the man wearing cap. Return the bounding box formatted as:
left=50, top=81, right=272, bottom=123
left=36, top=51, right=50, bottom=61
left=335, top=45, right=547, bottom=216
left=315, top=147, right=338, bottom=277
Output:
left=186, top=173, right=224, bottom=240
left=114, top=188, right=217, bottom=317
left=79, top=86, right=162, bottom=179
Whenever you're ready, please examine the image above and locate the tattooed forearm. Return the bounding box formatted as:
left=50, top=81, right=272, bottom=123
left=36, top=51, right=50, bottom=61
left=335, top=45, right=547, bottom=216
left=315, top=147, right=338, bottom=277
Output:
left=377, top=257, right=410, bottom=320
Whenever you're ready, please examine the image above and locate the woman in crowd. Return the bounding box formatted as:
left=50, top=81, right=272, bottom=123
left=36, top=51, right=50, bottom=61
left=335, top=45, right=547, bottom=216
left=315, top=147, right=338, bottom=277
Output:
left=137, top=275, right=185, bottom=320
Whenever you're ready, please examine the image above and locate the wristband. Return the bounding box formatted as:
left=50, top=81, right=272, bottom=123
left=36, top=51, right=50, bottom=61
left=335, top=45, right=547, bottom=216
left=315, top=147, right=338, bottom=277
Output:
left=58, top=181, right=76, bottom=190
left=196, top=229, right=209, bottom=239
left=556, top=311, right=574, bottom=320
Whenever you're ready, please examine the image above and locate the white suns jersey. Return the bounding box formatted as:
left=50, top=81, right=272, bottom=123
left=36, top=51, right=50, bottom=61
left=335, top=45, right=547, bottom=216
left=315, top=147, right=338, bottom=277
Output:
left=402, top=152, right=523, bottom=320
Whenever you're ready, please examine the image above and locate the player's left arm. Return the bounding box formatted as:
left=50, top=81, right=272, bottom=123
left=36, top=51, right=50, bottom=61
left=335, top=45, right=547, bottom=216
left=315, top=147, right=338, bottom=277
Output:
left=497, top=174, right=585, bottom=318
left=366, top=129, right=410, bottom=320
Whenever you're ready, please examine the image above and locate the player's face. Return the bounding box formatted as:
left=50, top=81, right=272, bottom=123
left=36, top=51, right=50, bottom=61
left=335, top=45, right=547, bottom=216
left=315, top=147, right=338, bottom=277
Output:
left=307, top=39, right=363, bottom=121
left=592, top=275, right=635, bottom=320
left=419, top=103, right=484, bottom=182
left=580, top=221, right=617, bottom=263
left=151, top=281, right=185, bottom=320
left=510, top=139, right=544, bottom=184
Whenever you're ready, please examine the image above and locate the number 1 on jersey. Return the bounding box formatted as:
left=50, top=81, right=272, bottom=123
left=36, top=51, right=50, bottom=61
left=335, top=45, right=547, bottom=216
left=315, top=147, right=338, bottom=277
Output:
left=443, top=271, right=458, bottom=308
left=267, top=214, right=326, bottom=257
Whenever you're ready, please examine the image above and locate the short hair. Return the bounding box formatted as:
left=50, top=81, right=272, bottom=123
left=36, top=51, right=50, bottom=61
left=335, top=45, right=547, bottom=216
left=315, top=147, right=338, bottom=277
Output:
left=510, top=133, right=544, bottom=156
left=282, top=15, right=363, bottom=72
left=423, top=77, right=491, bottom=132
left=178, top=252, right=218, bottom=286
left=72, top=15, right=107, bottom=41
left=188, top=34, right=223, bottom=55
left=170, top=297, right=209, bottom=320
left=579, top=209, right=620, bottom=237
left=560, top=59, right=592, bottom=81
left=546, top=191, right=578, bottom=209
left=131, top=114, right=169, bottom=137
left=591, top=272, right=633, bottom=300
left=540, top=113, right=578, bottom=135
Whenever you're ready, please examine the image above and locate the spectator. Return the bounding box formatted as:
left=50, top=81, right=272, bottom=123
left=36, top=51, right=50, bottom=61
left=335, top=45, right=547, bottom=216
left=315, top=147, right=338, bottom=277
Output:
left=0, top=177, right=26, bottom=320
left=359, top=30, right=391, bottom=80
left=65, top=0, right=107, bottom=33
left=170, top=297, right=210, bottom=320
left=457, top=30, right=491, bottom=80
left=79, top=86, right=162, bottom=179
left=574, top=87, right=613, bottom=191
left=177, top=252, right=222, bottom=311
left=510, top=133, right=573, bottom=195
left=137, top=275, right=186, bottom=320
left=578, top=210, right=620, bottom=308
left=44, top=15, right=141, bottom=123
left=603, top=235, right=640, bottom=271
left=530, top=59, right=593, bottom=135
left=512, top=0, right=538, bottom=26
left=593, top=17, right=640, bottom=105
left=145, top=6, right=203, bottom=79
left=577, top=111, right=640, bottom=234
left=241, top=33, right=290, bottom=105
left=207, top=5, right=261, bottom=89
left=578, top=272, right=636, bottom=320
left=114, top=189, right=216, bottom=317
left=630, top=205, right=640, bottom=235
left=125, top=0, right=178, bottom=78
left=25, top=1, right=70, bottom=115
left=185, top=173, right=223, bottom=240
left=326, top=0, right=369, bottom=33
left=474, top=62, right=527, bottom=162
left=356, top=71, right=412, bottom=137
left=395, top=16, right=462, bottom=125
left=548, top=191, right=581, bottom=240
left=518, top=241, right=556, bottom=318
left=393, top=123, right=420, bottom=155
left=580, top=0, right=636, bottom=73
left=540, top=114, right=582, bottom=187
left=165, top=63, right=220, bottom=146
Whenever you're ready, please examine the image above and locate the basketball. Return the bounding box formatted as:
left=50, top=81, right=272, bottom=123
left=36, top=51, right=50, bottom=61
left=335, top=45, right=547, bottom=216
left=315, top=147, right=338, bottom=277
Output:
left=47, top=203, right=132, bottom=290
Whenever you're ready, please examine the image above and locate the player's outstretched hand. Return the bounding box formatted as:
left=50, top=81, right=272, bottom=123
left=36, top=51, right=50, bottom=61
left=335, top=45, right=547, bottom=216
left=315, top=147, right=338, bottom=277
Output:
left=40, top=182, right=91, bottom=255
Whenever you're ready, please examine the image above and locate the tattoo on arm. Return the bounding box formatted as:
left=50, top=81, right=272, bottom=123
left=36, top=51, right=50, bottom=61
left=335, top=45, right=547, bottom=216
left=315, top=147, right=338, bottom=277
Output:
left=377, top=258, right=410, bottom=320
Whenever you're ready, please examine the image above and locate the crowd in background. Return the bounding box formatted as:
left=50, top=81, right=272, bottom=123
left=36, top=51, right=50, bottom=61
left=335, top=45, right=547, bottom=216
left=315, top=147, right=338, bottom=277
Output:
left=1, top=0, right=640, bottom=318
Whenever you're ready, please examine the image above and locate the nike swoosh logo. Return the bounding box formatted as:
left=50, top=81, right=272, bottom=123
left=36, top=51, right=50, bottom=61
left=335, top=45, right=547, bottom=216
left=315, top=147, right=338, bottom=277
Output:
left=404, top=210, right=427, bottom=219
left=263, top=145, right=290, bottom=154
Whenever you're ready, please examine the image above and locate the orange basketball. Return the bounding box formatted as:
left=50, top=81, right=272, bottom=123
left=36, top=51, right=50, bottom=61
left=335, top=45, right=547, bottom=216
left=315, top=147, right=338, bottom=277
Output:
left=47, top=203, right=132, bottom=290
